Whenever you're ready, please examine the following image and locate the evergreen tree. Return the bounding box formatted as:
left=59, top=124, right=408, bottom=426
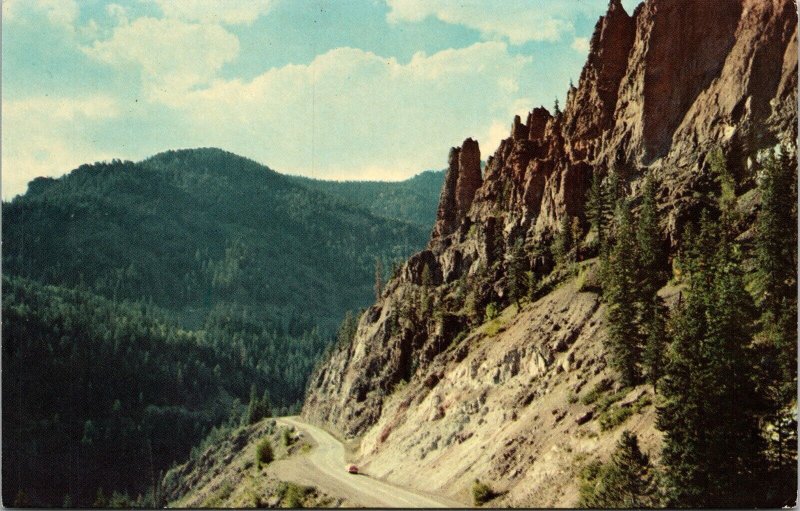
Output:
left=553, top=214, right=574, bottom=265
left=755, top=148, right=798, bottom=404
left=586, top=173, right=607, bottom=251
left=641, top=296, right=667, bottom=391
left=578, top=431, right=656, bottom=508
left=571, top=217, right=583, bottom=261
left=604, top=202, right=641, bottom=386
left=658, top=213, right=767, bottom=507
left=753, top=147, right=798, bottom=503
left=506, top=238, right=528, bottom=308
left=636, top=174, right=667, bottom=387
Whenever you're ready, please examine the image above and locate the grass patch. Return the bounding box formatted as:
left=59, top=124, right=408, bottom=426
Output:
left=567, top=392, right=579, bottom=404
left=203, top=481, right=234, bottom=507
left=597, top=393, right=653, bottom=431
left=580, top=379, right=613, bottom=406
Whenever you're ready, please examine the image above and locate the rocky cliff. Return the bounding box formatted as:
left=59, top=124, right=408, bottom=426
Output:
left=303, top=0, right=796, bottom=504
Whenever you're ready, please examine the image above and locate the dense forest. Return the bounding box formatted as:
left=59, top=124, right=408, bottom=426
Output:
left=3, top=148, right=432, bottom=331
left=2, top=148, right=440, bottom=507
left=288, top=170, right=444, bottom=228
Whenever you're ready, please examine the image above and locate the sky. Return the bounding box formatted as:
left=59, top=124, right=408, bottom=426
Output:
left=1, top=0, right=641, bottom=199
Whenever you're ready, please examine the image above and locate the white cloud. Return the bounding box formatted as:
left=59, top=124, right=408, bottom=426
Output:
left=2, top=96, right=121, bottom=198
left=2, top=0, right=79, bottom=28
left=571, top=36, right=591, bottom=53
left=154, top=0, right=273, bottom=25
left=386, top=0, right=598, bottom=44
left=82, top=17, right=240, bottom=101
left=158, top=42, right=534, bottom=180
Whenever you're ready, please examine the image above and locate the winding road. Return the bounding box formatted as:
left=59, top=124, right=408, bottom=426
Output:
left=272, top=417, right=463, bottom=508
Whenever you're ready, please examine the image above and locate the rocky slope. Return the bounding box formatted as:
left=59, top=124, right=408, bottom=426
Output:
left=303, top=0, right=797, bottom=505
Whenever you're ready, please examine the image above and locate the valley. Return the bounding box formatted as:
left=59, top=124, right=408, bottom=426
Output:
left=2, top=0, right=798, bottom=508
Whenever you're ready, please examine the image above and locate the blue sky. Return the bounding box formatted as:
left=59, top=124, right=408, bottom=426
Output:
left=2, top=0, right=640, bottom=199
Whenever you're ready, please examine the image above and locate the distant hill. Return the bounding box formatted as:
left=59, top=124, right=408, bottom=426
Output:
left=3, top=148, right=431, bottom=332
left=2, top=147, right=440, bottom=507
left=287, top=170, right=444, bottom=227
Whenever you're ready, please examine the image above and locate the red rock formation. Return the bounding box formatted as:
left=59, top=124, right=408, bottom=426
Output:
left=432, top=138, right=482, bottom=239
left=303, top=0, right=797, bottom=439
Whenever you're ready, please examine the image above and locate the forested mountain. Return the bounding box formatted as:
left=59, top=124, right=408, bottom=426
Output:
left=287, top=170, right=444, bottom=227
left=4, top=148, right=429, bottom=332
left=2, top=148, right=435, bottom=507
left=3, top=275, right=329, bottom=507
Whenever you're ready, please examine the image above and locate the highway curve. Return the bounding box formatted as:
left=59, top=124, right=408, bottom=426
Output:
left=272, top=416, right=464, bottom=508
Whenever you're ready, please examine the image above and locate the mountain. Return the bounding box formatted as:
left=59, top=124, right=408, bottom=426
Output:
left=1, top=148, right=437, bottom=506
left=2, top=275, right=329, bottom=507
left=303, top=0, right=797, bottom=507
left=287, top=170, right=445, bottom=228
left=3, top=148, right=431, bottom=332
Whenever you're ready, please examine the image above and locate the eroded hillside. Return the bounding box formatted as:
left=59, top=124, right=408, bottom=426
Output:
left=303, top=0, right=797, bottom=506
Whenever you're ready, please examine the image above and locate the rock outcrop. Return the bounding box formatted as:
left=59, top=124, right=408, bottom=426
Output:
left=303, top=0, right=796, bottom=503
left=432, top=138, right=482, bottom=239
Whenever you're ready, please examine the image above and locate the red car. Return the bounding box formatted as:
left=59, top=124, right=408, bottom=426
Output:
left=347, top=464, right=359, bottom=474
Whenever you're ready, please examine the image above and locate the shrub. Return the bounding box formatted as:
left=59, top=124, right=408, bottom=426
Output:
left=277, top=482, right=308, bottom=508
left=282, top=427, right=293, bottom=447
left=472, top=479, right=495, bottom=506
left=599, top=405, right=634, bottom=431
left=580, top=379, right=613, bottom=406
left=485, top=302, right=499, bottom=321
left=256, top=438, right=274, bottom=467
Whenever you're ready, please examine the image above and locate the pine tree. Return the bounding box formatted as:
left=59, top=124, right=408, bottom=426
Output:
left=506, top=238, right=527, bottom=308
left=753, top=147, right=798, bottom=503
left=641, top=295, right=667, bottom=391
left=658, top=212, right=767, bottom=507
left=604, top=202, right=641, bottom=386
left=553, top=214, right=573, bottom=265
left=636, top=174, right=667, bottom=387
left=755, top=147, right=798, bottom=403
left=571, top=217, right=583, bottom=261
left=578, top=431, right=656, bottom=508
left=586, top=173, right=609, bottom=252
left=419, top=263, right=433, bottom=319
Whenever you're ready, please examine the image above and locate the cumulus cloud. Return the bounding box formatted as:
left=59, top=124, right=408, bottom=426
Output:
left=2, top=96, right=121, bottom=198
left=82, top=17, right=240, bottom=101
left=162, top=42, right=534, bottom=180
left=154, top=0, right=273, bottom=25
left=386, top=0, right=598, bottom=44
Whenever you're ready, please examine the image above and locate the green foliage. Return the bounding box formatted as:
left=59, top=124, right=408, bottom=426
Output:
left=247, top=386, right=272, bottom=425
left=598, top=405, right=634, bottom=431
left=586, top=173, right=611, bottom=254
left=287, top=169, right=444, bottom=227
left=276, top=482, right=309, bottom=508
left=471, top=479, right=495, bottom=506
left=754, top=147, right=798, bottom=407
left=3, top=150, right=429, bottom=333
left=604, top=203, right=641, bottom=386
left=580, top=379, right=613, bottom=406
left=506, top=238, right=528, bottom=307
left=2, top=275, right=295, bottom=507
left=281, top=428, right=293, bottom=447
left=255, top=438, right=274, bottom=467
left=578, top=431, right=656, bottom=508
left=657, top=209, right=768, bottom=507
left=484, top=302, right=499, bottom=322
left=553, top=214, right=574, bottom=265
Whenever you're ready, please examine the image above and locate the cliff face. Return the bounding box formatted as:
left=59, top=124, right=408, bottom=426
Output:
left=303, top=0, right=797, bottom=501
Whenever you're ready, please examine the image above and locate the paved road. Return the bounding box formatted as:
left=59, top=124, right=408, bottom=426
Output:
left=274, top=416, right=463, bottom=508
